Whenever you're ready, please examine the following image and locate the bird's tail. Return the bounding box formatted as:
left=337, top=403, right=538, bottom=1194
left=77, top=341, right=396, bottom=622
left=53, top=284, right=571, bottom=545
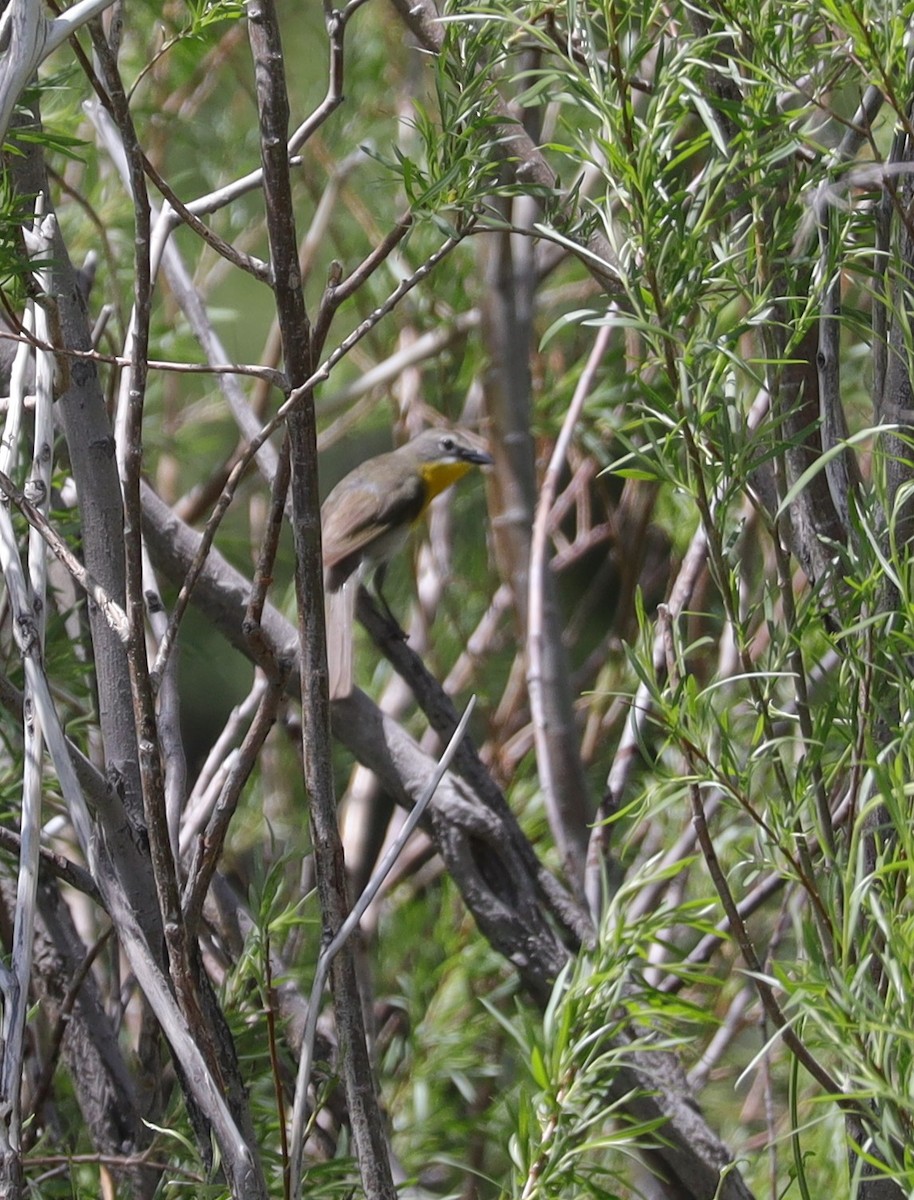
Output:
left=325, top=579, right=356, bottom=700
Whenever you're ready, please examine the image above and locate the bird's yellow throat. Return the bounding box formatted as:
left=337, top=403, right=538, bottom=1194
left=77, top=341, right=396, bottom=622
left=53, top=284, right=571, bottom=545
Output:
left=419, top=459, right=474, bottom=505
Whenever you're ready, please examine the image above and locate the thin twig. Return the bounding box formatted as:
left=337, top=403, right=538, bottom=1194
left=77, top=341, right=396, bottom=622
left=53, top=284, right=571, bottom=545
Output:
left=245, top=1, right=396, bottom=1196
left=182, top=672, right=286, bottom=936
left=88, top=24, right=230, bottom=1160
left=0, top=467, right=130, bottom=644
left=178, top=674, right=271, bottom=856
left=22, top=927, right=114, bottom=1150
left=0, top=329, right=283, bottom=381
left=528, top=320, right=612, bottom=889
left=284, top=0, right=373, bottom=154
left=288, top=697, right=476, bottom=1200
left=0, top=202, right=55, bottom=1155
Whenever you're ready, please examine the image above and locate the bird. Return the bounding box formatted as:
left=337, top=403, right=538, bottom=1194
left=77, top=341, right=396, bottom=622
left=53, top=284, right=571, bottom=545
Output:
left=321, top=426, right=493, bottom=699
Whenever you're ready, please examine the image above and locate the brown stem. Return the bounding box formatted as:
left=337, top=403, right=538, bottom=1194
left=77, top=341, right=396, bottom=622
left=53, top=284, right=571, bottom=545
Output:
left=244, top=2, right=396, bottom=1197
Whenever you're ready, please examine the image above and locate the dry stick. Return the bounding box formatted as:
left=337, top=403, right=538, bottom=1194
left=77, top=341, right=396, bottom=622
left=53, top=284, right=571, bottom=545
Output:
left=528, top=321, right=613, bottom=890
left=85, top=100, right=283, bottom=494
left=0, top=205, right=55, bottom=1162
left=0, top=824, right=102, bottom=904
left=182, top=673, right=287, bottom=937
left=88, top=19, right=199, bottom=1043
left=288, top=698, right=477, bottom=1200
left=0, top=329, right=282, bottom=382
left=628, top=794, right=723, bottom=924
left=141, top=479, right=752, bottom=1200
left=244, top=4, right=396, bottom=1200
left=178, top=674, right=271, bottom=857
left=0, top=467, right=129, bottom=642
left=22, top=927, right=114, bottom=1150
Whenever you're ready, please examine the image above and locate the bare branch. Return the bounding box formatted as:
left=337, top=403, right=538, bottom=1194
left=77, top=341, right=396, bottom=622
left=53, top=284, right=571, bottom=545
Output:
left=0, top=0, right=115, bottom=145
left=288, top=697, right=477, bottom=1200
left=0, top=466, right=130, bottom=643
left=528, top=322, right=611, bottom=890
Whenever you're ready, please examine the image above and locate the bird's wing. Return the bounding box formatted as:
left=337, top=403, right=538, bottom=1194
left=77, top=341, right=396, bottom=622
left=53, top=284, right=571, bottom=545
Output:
left=322, top=471, right=425, bottom=574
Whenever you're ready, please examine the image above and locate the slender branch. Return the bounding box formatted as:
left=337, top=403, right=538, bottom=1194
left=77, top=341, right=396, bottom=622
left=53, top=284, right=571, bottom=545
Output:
left=311, top=212, right=414, bottom=352
left=89, top=15, right=194, bottom=1014
left=814, top=186, right=860, bottom=534
left=320, top=213, right=412, bottom=310
left=288, top=697, right=477, bottom=1200
left=245, top=3, right=396, bottom=1199
left=284, top=0, right=367, bottom=152
left=141, top=157, right=271, bottom=283
left=246, top=435, right=291, bottom=637
left=0, top=0, right=116, bottom=145
left=355, top=590, right=594, bottom=950
left=0, top=329, right=284, bottom=382
left=0, top=204, right=55, bottom=1163
left=528, top=321, right=611, bottom=890
left=317, top=308, right=479, bottom=418
left=182, top=672, right=286, bottom=936
left=771, top=532, right=836, bottom=866
left=0, top=467, right=130, bottom=643
left=0, top=825, right=102, bottom=904
left=179, top=674, right=271, bottom=857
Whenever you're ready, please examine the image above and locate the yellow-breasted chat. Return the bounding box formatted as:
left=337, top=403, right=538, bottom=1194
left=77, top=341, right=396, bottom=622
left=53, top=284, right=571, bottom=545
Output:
left=321, top=426, right=493, bottom=698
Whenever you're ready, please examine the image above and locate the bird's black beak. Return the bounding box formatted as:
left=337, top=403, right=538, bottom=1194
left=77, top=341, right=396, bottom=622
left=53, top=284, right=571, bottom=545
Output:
left=460, top=446, right=494, bottom=466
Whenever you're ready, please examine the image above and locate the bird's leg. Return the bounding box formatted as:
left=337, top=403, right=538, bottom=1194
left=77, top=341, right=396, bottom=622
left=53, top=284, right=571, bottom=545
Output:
left=372, top=562, right=407, bottom=640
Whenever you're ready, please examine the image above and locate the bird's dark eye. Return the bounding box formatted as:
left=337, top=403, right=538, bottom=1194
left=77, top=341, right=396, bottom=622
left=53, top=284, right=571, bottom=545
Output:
left=441, top=436, right=456, bottom=453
